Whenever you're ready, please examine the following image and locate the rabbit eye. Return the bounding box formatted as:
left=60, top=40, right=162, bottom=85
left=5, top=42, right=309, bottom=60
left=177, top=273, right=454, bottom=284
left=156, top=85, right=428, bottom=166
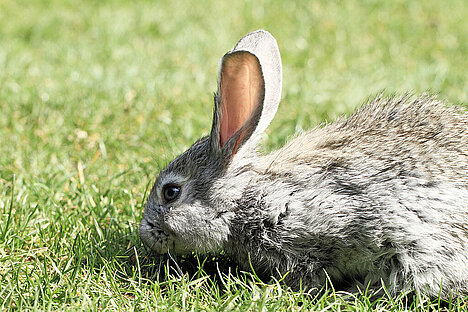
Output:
left=162, top=185, right=181, bottom=202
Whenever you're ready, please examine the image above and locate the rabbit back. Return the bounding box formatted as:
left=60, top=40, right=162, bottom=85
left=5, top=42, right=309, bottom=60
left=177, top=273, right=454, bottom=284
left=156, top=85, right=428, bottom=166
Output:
left=264, top=95, right=467, bottom=184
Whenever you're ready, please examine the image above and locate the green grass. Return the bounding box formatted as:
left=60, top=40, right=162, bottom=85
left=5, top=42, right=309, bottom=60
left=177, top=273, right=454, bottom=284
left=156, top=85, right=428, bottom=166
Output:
left=1, top=0, right=468, bottom=310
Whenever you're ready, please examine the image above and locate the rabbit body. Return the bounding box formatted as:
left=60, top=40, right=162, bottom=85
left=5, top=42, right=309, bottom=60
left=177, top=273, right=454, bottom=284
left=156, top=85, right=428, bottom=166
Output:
left=221, top=95, right=468, bottom=297
left=140, top=30, right=468, bottom=298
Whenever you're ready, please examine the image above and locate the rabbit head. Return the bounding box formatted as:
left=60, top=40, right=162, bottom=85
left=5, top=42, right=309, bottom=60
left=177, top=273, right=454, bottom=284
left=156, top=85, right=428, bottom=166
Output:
left=139, top=30, right=282, bottom=255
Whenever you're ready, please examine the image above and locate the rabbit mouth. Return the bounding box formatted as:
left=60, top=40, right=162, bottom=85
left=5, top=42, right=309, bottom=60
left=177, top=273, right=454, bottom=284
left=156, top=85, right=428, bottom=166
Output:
left=139, top=218, right=172, bottom=254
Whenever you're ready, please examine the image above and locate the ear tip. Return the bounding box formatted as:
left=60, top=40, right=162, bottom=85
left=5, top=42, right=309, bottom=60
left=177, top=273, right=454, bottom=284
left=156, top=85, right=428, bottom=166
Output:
left=244, top=29, right=275, bottom=40
left=240, top=29, right=275, bottom=39
left=233, top=29, right=280, bottom=56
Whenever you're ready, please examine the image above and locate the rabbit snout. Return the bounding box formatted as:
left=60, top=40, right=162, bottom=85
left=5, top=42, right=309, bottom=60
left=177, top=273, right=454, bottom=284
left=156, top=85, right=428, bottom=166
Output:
left=139, top=216, right=171, bottom=254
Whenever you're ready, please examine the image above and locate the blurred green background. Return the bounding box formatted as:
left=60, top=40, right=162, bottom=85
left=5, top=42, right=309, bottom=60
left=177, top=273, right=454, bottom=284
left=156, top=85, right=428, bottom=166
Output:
left=1, top=0, right=467, bottom=180
left=0, top=0, right=467, bottom=309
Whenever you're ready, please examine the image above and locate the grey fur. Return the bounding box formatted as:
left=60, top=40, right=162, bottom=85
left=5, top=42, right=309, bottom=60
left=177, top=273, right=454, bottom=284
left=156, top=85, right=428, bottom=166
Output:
left=140, top=30, right=468, bottom=298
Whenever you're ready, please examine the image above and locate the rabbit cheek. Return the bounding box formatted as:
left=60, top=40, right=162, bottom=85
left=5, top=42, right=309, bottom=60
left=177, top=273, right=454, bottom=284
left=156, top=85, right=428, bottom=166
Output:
left=163, top=203, right=232, bottom=254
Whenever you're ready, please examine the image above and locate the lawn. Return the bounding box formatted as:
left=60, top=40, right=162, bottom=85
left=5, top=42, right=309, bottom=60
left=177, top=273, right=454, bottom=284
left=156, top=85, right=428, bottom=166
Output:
left=1, top=0, right=467, bottom=310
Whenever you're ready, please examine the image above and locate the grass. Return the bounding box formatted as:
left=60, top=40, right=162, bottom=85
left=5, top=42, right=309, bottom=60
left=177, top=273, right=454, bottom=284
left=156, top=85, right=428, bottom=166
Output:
left=1, top=0, right=467, bottom=310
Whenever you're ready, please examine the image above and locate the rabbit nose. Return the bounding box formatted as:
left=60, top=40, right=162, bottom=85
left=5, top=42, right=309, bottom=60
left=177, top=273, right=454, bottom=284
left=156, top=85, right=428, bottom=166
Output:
left=140, top=217, right=157, bottom=231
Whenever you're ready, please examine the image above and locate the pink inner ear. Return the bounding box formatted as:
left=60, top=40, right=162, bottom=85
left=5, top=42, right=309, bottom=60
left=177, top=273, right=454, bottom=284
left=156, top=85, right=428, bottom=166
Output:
left=219, top=53, right=263, bottom=147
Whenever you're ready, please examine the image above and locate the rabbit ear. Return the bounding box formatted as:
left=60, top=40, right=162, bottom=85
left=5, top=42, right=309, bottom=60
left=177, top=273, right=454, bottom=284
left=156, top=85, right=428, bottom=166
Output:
left=218, top=52, right=264, bottom=149
left=210, top=30, right=282, bottom=158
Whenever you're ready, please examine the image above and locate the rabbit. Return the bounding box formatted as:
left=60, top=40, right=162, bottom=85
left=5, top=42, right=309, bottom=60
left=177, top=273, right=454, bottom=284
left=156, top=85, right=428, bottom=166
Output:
left=139, top=30, right=468, bottom=299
